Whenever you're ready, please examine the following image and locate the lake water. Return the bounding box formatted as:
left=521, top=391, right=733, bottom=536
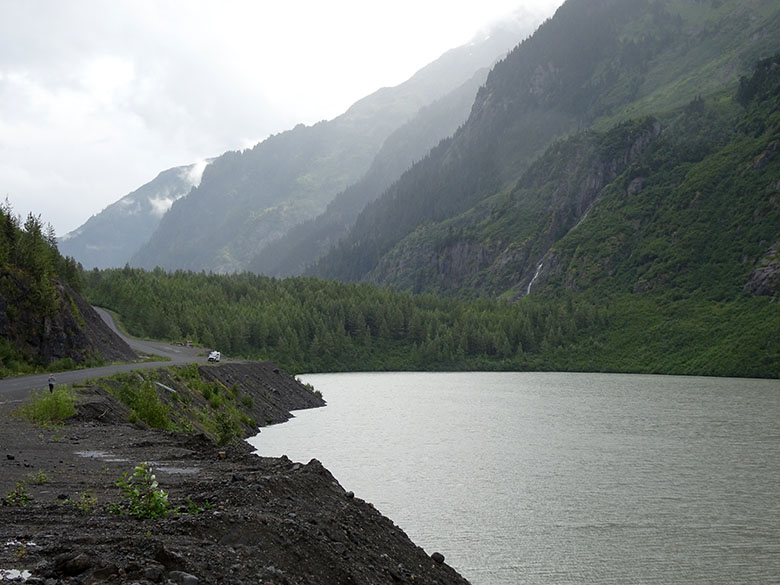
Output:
left=247, top=372, right=780, bottom=585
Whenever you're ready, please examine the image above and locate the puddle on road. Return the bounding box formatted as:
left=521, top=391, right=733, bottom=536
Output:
left=0, top=568, right=31, bottom=580
left=74, top=450, right=129, bottom=463
left=157, top=466, right=199, bottom=475
left=149, top=463, right=200, bottom=475
left=74, top=453, right=199, bottom=475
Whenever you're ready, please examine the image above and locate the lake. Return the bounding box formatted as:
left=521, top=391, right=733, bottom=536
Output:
left=247, top=372, right=780, bottom=585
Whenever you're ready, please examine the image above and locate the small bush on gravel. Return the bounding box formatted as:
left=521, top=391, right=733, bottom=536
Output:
left=26, top=470, right=49, bottom=485
left=18, top=387, right=76, bottom=425
left=111, top=462, right=170, bottom=519
left=5, top=482, right=31, bottom=506
left=115, top=378, right=171, bottom=429
left=72, top=492, right=97, bottom=513
left=214, top=410, right=240, bottom=445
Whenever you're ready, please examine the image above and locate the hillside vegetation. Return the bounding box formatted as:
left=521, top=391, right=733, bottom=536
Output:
left=84, top=267, right=779, bottom=379
left=246, top=68, right=493, bottom=277
left=0, top=203, right=135, bottom=376
left=364, top=65, right=779, bottom=303
left=82, top=46, right=780, bottom=380
left=312, top=0, right=780, bottom=292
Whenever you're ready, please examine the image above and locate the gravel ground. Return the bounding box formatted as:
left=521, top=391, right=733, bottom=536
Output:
left=0, top=372, right=470, bottom=585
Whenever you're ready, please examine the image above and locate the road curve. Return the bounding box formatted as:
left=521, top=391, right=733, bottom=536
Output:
left=0, top=307, right=208, bottom=405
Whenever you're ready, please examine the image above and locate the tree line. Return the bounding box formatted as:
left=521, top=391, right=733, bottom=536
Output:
left=84, top=267, right=608, bottom=373
left=0, top=200, right=82, bottom=313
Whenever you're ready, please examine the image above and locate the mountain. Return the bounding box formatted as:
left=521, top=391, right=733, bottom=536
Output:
left=311, top=0, right=780, bottom=303
left=246, top=65, right=491, bottom=277
left=129, top=13, right=542, bottom=273
left=59, top=162, right=208, bottom=269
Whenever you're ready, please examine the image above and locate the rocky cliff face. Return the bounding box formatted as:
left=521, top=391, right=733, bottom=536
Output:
left=744, top=242, right=780, bottom=298
left=0, top=273, right=136, bottom=368
left=366, top=119, right=662, bottom=297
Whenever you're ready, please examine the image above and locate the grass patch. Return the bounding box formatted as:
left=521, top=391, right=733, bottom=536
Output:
left=26, top=470, right=50, bottom=485
left=135, top=354, right=172, bottom=363
left=4, top=483, right=31, bottom=506
left=17, top=387, right=76, bottom=425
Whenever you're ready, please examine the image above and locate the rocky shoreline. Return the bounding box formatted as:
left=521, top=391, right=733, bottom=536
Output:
left=1, top=363, right=470, bottom=585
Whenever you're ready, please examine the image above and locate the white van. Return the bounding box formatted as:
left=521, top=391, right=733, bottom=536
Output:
left=208, top=350, right=221, bottom=362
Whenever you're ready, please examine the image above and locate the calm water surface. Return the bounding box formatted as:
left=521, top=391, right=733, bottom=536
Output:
left=247, top=372, right=780, bottom=585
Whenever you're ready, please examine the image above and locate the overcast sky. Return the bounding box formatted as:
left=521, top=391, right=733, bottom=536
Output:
left=1, top=0, right=564, bottom=236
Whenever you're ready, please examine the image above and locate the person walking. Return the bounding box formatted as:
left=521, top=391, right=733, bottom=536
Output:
left=48, top=373, right=55, bottom=393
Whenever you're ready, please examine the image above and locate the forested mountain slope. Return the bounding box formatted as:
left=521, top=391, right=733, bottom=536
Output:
left=0, top=205, right=136, bottom=376
left=366, top=65, right=779, bottom=304
left=82, top=55, right=780, bottom=379
left=536, top=65, right=780, bottom=301
left=312, top=0, right=780, bottom=291
left=246, top=66, right=491, bottom=277
left=129, top=18, right=536, bottom=273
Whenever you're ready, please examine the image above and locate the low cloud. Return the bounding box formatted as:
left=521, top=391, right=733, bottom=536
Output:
left=181, top=159, right=210, bottom=188
left=148, top=195, right=178, bottom=217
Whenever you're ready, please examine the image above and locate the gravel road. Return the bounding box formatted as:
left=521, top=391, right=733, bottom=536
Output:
left=0, top=307, right=207, bottom=405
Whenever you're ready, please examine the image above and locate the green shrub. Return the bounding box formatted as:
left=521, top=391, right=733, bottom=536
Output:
left=115, top=379, right=171, bottom=429
left=176, top=363, right=200, bottom=381
left=112, top=462, right=170, bottom=519
left=48, top=357, right=77, bottom=372
left=228, top=384, right=239, bottom=400
left=214, top=410, right=239, bottom=445
left=26, top=470, right=49, bottom=485
left=183, top=496, right=211, bottom=515
left=208, top=391, right=224, bottom=410
left=5, top=483, right=31, bottom=506
left=18, top=387, right=76, bottom=425
left=66, top=492, right=97, bottom=513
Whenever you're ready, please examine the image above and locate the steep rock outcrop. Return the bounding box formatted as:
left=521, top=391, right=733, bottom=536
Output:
left=0, top=272, right=136, bottom=367
left=744, top=242, right=780, bottom=298
left=365, top=118, right=662, bottom=297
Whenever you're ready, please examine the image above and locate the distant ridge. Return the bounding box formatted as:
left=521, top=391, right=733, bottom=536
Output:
left=59, top=162, right=208, bottom=269
left=126, top=13, right=541, bottom=273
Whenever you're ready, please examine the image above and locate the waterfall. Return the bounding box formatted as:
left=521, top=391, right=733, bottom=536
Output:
left=526, top=261, right=543, bottom=295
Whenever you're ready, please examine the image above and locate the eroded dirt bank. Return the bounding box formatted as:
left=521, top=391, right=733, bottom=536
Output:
left=0, top=362, right=470, bottom=585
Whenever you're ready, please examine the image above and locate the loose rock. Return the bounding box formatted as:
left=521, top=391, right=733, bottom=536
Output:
left=169, top=570, right=199, bottom=585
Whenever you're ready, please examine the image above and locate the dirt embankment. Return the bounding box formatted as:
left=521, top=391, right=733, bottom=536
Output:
left=0, top=362, right=470, bottom=585
left=199, top=361, right=325, bottom=427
